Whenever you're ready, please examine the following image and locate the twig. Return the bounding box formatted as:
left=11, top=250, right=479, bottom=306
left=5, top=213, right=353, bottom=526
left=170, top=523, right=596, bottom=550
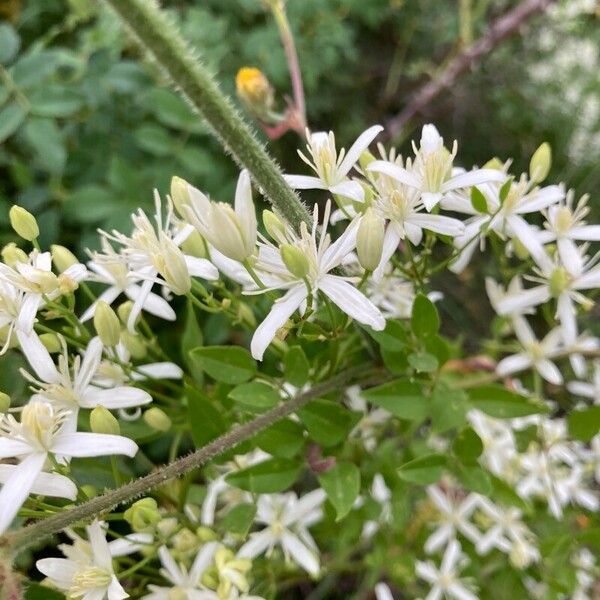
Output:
left=385, top=0, right=555, bottom=139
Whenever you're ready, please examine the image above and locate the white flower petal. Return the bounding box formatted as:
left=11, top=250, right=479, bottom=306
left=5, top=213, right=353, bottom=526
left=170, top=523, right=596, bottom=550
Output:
left=284, top=175, right=327, bottom=190
left=367, top=161, right=422, bottom=189
left=133, top=362, right=183, bottom=380
left=81, top=387, right=152, bottom=409
left=329, top=180, right=364, bottom=202
left=442, top=168, right=505, bottom=193
left=16, top=329, right=59, bottom=384
left=51, top=432, right=138, bottom=458
left=185, top=256, right=219, bottom=281
left=496, top=353, right=532, bottom=377
left=0, top=465, right=76, bottom=499
left=281, top=530, right=320, bottom=576
left=238, top=530, right=276, bottom=559
left=338, top=125, right=383, bottom=176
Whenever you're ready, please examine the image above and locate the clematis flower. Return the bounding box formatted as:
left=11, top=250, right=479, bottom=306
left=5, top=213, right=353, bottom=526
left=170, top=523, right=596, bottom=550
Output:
left=238, top=490, right=326, bottom=577
left=285, top=125, right=383, bottom=202
left=368, top=124, right=505, bottom=211
left=568, top=360, right=600, bottom=404
left=37, top=520, right=128, bottom=600
left=249, top=201, right=385, bottom=360
left=0, top=402, right=138, bottom=534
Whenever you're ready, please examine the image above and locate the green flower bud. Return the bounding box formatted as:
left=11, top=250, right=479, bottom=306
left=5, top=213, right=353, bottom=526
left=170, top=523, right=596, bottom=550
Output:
left=0, top=392, right=10, bottom=413
left=117, top=301, right=136, bottom=326
left=93, top=301, right=121, bottom=347
left=143, top=407, right=172, bottom=432
left=156, top=517, right=178, bottom=538
left=356, top=208, right=385, bottom=271
left=90, top=406, right=120, bottom=435
left=483, top=157, right=504, bottom=170
left=280, top=244, right=310, bottom=280
left=172, top=528, right=199, bottom=555
left=170, top=176, right=191, bottom=217
left=1, top=243, right=27, bottom=267
left=512, top=237, right=529, bottom=261
left=263, top=210, right=287, bottom=244
left=39, top=332, right=62, bottom=353
left=529, top=142, right=552, bottom=183
left=359, top=150, right=376, bottom=171
left=196, top=526, right=218, bottom=542
left=121, top=331, right=147, bottom=359
left=181, top=230, right=208, bottom=258
left=50, top=244, right=79, bottom=273
left=237, top=302, right=256, bottom=327
left=9, top=206, right=39, bottom=241
left=124, top=498, right=161, bottom=532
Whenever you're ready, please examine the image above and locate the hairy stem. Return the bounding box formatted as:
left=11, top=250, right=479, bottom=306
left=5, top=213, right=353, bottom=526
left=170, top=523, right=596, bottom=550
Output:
left=2, top=366, right=373, bottom=556
left=102, top=0, right=311, bottom=228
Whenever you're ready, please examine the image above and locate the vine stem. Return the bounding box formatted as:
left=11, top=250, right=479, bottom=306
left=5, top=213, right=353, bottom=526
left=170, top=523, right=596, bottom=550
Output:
left=1, top=365, right=374, bottom=556
left=101, top=0, right=311, bottom=229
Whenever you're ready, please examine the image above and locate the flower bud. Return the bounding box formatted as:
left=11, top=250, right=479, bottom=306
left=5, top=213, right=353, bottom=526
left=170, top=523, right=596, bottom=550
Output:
left=170, top=176, right=191, bottom=217
left=181, top=230, right=208, bottom=258
left=263, top=210, right=287, bottom=245
left=90, top=406, right=120, bottom=435
left=117, top=301, right=136, bottom=326
left=237, top=302, right=256, bottom=327
left=156, top=517, right=178, bottom=538
left=1, top=243, right=27, bottom=267
left=356, top=208, right=385, bottom=271
left=483, top=157, right=504, bottom=170
left=280, top=244, right=310, bottom=280
left=9, top=206, right=39, bottom=241
left=235, top=67, right=274, bottom=118
left=124, top=498, right=161, bottom=532
left=512, top=238, right=529, bottom=261
left=94, top=301, right=121, bottom=347
left=172, top=528, right=199, bottom=556
left=121, top=331, right=147, bottom=359
left=0, top=392, right=10, bottom=413
left=50, top=244, right=78, bottom=273
left=209, top=204, right=250, bottom=263
left=39, top=332, right=62, bottom=353
left=143, top=407, right=172, bottom=432
left=359, top=150, right=376, bottom=171
left=529, top=142, right=551, bottom=183
left=58, top=273, right=80, bottom=295
left=196, top=526, right=218, bottom=542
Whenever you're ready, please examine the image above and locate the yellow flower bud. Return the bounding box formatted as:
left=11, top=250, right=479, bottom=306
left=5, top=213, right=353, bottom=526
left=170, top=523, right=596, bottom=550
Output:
left=9, top=205, right=39, bottom=241
left=512, top=237, right=529, bottom=260
left=170, top=176, right=191, bottom=217
left=90, top=406, right=120, bottom=435
left=181, top=230, right=208, bottom=258
left=39, top=332, right=62, bottom=353
left=483, top=157, right=505, bottom=170
left=529, top=142, right=551, bottom=183
left=51, top=244, right=78, bottom=273
left=117, top=301, right=136, bottom=326
left=121, top=331, right=147, bottom=359
left=263, top=210, right=287, bottom=244
left=1, top=243, right=27, bottom=267
left=93, top=301, right=121, bottom=347
left=235, top=67, right=274, bottom=117
left=124, top=498, right=161, bottom=532
left=356, top=208, right=385, bottom=271
left=143, top=407, right=172, bottom=432
left=58, top=273, right=80, bottom=295
left=155, top=236, right=191, bottom=295
left=280, top=244, right=310, bottom=280
left=0, top=392, right=10, bottom=413
left=196, top=526, right=218, bottom=542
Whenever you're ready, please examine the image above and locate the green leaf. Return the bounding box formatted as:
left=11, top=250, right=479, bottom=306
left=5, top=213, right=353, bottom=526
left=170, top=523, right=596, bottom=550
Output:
left=226, top=458, right=301, bottom=493
left=362, top=379, right=427, bottom=421
left=499, top=177, right=513, bottom=204
left=453, top=427, right=483, bottom=463
left=468, top=384, right=547, bottom=418
left=0, top=102, right=26, bottom=143
left=283, top=346, right=310, bottom=387
left=0, top=24, right=20, bottom=64
left=220, top=503, right=256, bottom=536
left=253, top=419, right=305, bottom=458
left=228, top=381, right=280, bottom=412
left=408, top=352, right=438, bottom=373
left=430, top=385, right=468, bottom=432
left=182, top=300, right=203, bottom=378
left=134, top=124, right=173, bottom=156
left=454, top=464, right=491, bottom=495
left=489, top=475, right=531, bottom=512
left=297, top=399, right=359, bottom=446
left=24, top=117, right=66, bottom=174
left=29, top=85, right=83, bottom=117
left=411, top=293, right=439, bottom=338
left=186, top=384, right=227, bottom=448
left=24, top=583, right=65, bottom=600
left=366, top=320, right=408, bottom=351
left=397, top=454, right=446, bottom=484
left=64, top=185, right=120, bottom=224
left=470, top=187, right=488, bottom=213
left=318, top=462, right=360, bottom=521
left=568, top=406, right=600, bottom=443
left=143, top=88, right=206, bottom=133
left=190, top=346, right=256, bottom=384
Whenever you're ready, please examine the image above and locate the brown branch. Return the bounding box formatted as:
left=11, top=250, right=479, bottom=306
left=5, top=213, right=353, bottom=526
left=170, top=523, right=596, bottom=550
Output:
left=385, top=0, right=556, bottom=139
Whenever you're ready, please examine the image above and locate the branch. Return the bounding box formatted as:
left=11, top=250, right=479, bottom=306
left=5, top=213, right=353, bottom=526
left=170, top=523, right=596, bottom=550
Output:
left=2, top=366, right=375, bottom=556
left=385, top=0, right=555, bottom=139
left=102, top=0, right=312, bottom=228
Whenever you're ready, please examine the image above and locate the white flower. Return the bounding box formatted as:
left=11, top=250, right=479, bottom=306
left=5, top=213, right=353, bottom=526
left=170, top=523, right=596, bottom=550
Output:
left=183, top=170, right=258, bottom=263
left=37, top=520, right=128, bottom=600
left=416, top=539, right=478, bottom=600
left=101, top=192, right=218, bottom=330
left=496, top=316, right=564, bottom=384
left=0, top=401, right=137, bottom=534
left=374, top=583, right=395, bottom=600
left=368, top=124, right=504, bottom=211
left=424, top=486, right=482, bottom=554
left=361, top=474, right=392, bottom=538
left=22, top=336, right=152, bottom=429
left=346, top=386, right=390, bottom=451
left=568, top=360, right=600, bottom=405
left=285, top=125, right=383, bottom=202
left=249, top=201, right=385, bottom=360
left=238, top=489, right=326, bottom=577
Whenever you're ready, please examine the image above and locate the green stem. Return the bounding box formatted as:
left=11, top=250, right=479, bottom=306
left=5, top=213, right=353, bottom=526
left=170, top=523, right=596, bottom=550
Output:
left=2, top=365, right=374, bottom=556
left=101, top=0, right=311, bottom=229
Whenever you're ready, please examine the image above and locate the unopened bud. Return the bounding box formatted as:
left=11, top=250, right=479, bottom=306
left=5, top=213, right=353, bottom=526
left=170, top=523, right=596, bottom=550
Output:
left=512, top=237, right=529, bottom=261
left=236, top=67, right=274, bottom=118
left=156, top=517, right=178, bottom=538
left=121, top=331, right=147, bottom=359
left=359, top=150, right=376, bottom=171
left=170, top=176, right=191, bottom=216
left=39, top=332, right=62, bottom=353
left=196, top=526, right=218, bottom=542
left=9, top=206, right=39, bottom=241
left=156, top=238, right=191, bottom=296
left=281, top=244, right=310, bottom=280
left=1, top=243, right=27, bottom=267
left=172, top=528, right=199, bottom=555
left=237, top=302, right=256, bottom=327
left=51, top=245, right=78, bottom=273
left=117, top=301, right=136, bottom=326
left=529, top=142, right=551, bottom=183
left=181, top=230, right=208, bottom=258
left=58, top=273, right=79, bottom=295
left=143, top=407, right=172, bottom=432
left=483, top=157, right=504, bottom=170
left=0, top=392, right=10, bottom=413
left=90, top=406, right=120, bottom=435
left=124, top=498, right=161, bottom=532
left=356, top=208, right=385, bottom=271
left=263, top=210, right=287, bottom=245
left=94, top=301, right=121, bottom=347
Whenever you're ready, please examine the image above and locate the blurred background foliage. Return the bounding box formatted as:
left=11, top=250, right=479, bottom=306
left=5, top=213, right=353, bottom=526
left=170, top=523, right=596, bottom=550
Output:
left=0, top=0, right=599, bottom=256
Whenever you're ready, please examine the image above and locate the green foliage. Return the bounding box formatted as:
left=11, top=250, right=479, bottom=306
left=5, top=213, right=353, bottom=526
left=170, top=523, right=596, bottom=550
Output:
left=190, top=346, right=257, bottom=384
left=226, top=457, right=302, bottom=493
left=318, top=462, right=360, bottom=521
